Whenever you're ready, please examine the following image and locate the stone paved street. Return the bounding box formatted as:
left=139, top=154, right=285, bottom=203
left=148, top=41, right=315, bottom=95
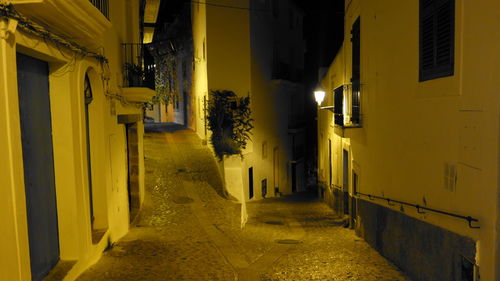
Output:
left=77, top=125, right=410, bottom=281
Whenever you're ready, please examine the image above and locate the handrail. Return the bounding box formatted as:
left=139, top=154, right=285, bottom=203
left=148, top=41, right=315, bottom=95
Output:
left=356, top=191, right=480, bottom=229
left=331, top=184, right=343, bottom=191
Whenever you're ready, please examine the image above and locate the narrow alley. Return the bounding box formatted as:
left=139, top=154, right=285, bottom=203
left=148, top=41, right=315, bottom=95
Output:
left=76, top=125, right=409, bottom=281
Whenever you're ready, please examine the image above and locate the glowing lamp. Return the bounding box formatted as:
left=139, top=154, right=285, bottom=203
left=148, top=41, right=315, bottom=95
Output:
left=314, top=90, right=325, bottom=105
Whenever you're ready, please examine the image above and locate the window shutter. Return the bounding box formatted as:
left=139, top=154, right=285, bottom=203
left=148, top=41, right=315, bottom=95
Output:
left=334, top=86, right=344, bottom=126
left=435, top=0, right=453, bottom=66
left=351, top=17, right=361, bottom=91
left=419, top=0, right=454, bottom=81
left=350, top=17, right=361, bottom=125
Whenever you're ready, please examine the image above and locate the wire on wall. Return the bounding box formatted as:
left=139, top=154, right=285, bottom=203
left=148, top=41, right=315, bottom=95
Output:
left=0, top=4, right=107, bottom=63
left=0, top=4, right=145, bottom=106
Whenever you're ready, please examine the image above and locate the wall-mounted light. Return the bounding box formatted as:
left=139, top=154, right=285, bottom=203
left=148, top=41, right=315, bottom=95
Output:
left=314, top=88, right=333, bottom=111
left=314, top=90, right=325, bottom=105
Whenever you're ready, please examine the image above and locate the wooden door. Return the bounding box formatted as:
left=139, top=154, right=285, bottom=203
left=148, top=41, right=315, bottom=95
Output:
left=17, top=53, right=60, bottom=281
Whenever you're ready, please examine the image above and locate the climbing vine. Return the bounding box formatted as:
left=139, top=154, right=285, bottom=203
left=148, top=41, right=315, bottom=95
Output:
left=146, top=41, right=179, bottom=108
left=145, top=10, right=192, bottom=109
left=207, top=90, right=254, bottom=160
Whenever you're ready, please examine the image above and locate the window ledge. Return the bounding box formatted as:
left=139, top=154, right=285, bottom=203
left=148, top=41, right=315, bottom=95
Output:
left=11, top=0, right=111, bottom=48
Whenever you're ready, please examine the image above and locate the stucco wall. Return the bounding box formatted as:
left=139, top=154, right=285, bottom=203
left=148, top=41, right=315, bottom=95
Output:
left=318, top=0, right=500, bottom=279
left=0, top=0, right=148, bottom=279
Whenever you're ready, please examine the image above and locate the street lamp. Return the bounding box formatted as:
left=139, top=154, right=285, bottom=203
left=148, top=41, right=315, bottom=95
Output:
left=314, top=90, right=325, bottom=105
left=314, top=88, right=334, bottom=111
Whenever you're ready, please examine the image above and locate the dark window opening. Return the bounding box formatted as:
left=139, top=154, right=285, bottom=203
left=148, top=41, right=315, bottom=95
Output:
left=334, top=86, right=344, bottom=126
left=350, top=17, right=361, bottom=125
left=419, top=0, right=455, bottom=81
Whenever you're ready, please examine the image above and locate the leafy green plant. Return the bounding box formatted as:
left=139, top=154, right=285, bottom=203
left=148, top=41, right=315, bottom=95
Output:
left=207, top=90, right=254, bottom=160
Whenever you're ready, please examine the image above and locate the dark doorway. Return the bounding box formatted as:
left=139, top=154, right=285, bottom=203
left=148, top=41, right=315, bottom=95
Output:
left=273, top=147, right=279, bottom=195
left=328, top=139, right=332, bottom=187
left=291, top=163, right=297, bottom=193
left=17, top=53, right=60, bottom=281
left=343, top=149, right=349, bottom=215
left=126, top=123, right=140, bottom=222
left=248, top=167, right=254, bottom=199
left=84, top=74, right=95, bottom=228
left=183, top=91, right=188, bottom=126
left=261, top=179, right=267, bottom=198
left=351, top=171, right=358, bottom=228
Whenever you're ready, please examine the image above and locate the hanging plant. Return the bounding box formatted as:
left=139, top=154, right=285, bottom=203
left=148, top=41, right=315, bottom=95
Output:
left=145, top=40, right=180, bottom=109
left=154, top=54, right=177, bottom=104
left=207, top=90, right=254, bottom=160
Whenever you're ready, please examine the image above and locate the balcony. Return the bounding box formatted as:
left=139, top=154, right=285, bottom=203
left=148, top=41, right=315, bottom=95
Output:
left=121, top=43, right=156, bottom=103
left=11, top=0, right=111, bottom=48
left=327, top=85, right=362, bottom=129
left=89, top=0, right=109, bottom=19
left=122, top=43, right=155, bottom=89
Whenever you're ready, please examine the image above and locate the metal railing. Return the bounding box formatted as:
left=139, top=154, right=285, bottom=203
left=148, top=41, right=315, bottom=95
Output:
left=122, top=43, right=155, bottom=89
left=89, top=0, right=109, bottom=19
left=356, top=191, right=480, bottom=229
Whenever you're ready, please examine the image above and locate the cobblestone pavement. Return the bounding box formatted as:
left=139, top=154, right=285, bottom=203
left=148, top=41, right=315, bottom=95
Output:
left=77, top=124, right=410, bottom=281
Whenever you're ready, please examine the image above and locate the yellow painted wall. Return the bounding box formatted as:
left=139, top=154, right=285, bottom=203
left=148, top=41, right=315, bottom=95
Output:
left=0, top=0, right=148, bottom=279
left=206, top=0, right=251, bottom=96
left=0, top=19, right=32, bottom=281
left=191, top=0, right=208, bottom=141
left=191, top=0, right=305, bottom=202
left=243, top=0, right=305, bottom=200
left=318, top=0, right=500, bottom=279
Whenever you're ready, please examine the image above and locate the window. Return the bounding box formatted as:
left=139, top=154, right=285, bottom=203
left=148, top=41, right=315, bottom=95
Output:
left=334, top=86, right=344, bottom=126
left=419, top=0, right=455, bottom=81
left=350, top=17, right=360, bottom=125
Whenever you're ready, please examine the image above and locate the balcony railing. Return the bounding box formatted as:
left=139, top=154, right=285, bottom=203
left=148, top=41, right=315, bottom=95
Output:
left=332, top=85, right=361, bottom=127
left=122, top=43, right=155, bottom=90
left=89, top=0, right=109, bottom=19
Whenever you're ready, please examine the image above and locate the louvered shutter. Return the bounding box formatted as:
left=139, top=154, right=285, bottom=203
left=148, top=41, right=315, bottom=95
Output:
left=351, top=17, right=361, bottom=124
left=419, top=0, right=455, bottom=81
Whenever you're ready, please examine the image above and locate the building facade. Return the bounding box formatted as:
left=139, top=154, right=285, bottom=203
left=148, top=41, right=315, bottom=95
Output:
left=0, top=0, right=157, bottom=280
left=145, top=5, right=193, bottom=127
left=191, top=0, right=306, bottom=205
left=316, top=0, right=499, bottom=280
